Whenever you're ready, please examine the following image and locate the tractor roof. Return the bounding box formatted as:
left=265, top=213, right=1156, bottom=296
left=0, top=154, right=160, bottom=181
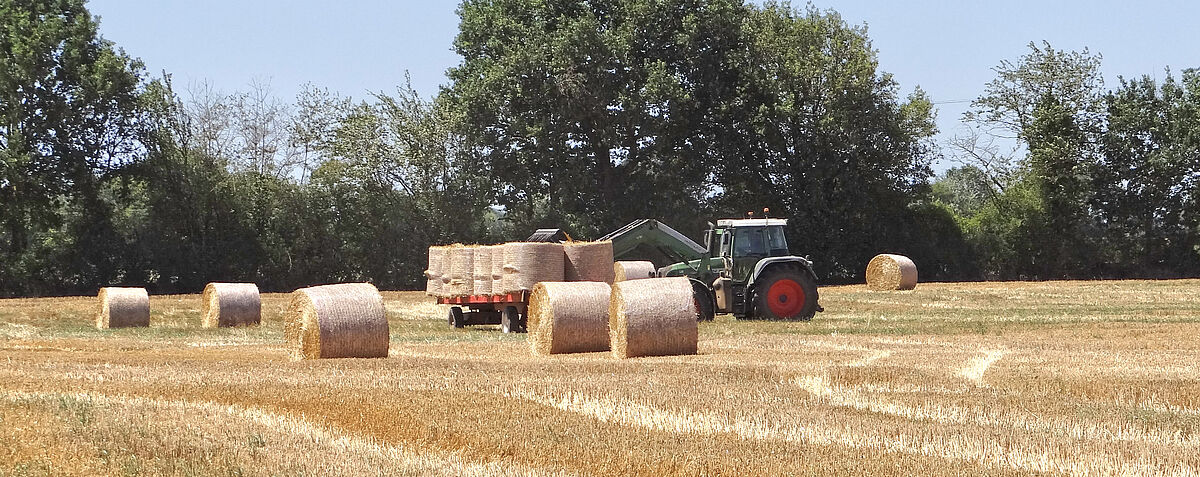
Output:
left=716, top=218, right=788, bottom=227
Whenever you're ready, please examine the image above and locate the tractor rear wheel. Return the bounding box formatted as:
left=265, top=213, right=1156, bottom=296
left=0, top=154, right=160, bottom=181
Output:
left=753, top=266, right=818, bottom=321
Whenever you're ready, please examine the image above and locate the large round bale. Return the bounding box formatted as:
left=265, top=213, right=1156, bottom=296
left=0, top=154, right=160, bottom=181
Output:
left=502, top=242, right=565, bottom=293
left=528, top=282, right=612, bottom=355
left=96, top=287, right=150, bottom=329
left=613, top=261, right=656, bottom=282
left=609, top=277, right=697, bottom=359
left=491, top=244, right=505, bottom=294
left=473, top=245, right=495, bottom=296
left=564, top=241, right=615, bottom=283
left=425, top=245, right=449, bottom=297
left=284, top=283, right=388, bottom=360
left=446, top=245, right=476, bottom=297
left=866, top=253, right=919, bottom=291
left=201, top=283, right=261, bottom=328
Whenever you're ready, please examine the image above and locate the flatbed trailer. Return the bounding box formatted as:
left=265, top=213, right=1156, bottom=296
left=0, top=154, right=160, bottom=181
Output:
left=437, top=292, right=529, bottom=333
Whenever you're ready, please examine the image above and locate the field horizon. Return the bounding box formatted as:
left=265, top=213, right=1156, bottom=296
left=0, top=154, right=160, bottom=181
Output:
left=3, top=279, right=1199, bottom=476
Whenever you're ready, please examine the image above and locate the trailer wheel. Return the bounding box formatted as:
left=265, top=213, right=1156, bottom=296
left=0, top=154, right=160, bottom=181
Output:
left=448, top=306, right=466, bottom=328
left=501, top=306, right=523, bottom=334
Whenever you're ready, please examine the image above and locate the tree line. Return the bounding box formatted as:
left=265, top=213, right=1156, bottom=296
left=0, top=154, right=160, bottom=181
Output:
left=1, top=0, right=1197, bottom=297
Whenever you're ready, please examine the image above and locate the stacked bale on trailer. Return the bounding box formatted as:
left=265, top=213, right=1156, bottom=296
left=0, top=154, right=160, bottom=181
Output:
left=473, top=245, right=497, bottom=296
left=425, top=245, right=450, bottom=297
left=491, top=245, right=505, bottom=294
left=284, top=283, right=389, bottom=360
left=96, top=287, right=150, bottom=329
left=609, top=277, right=698, bottom=358
left=527, top=282, right=612, bottom=355
left=502, top=242, right=565, bottom=293
left=613, top=261, right=656, bottom=282
left=866, top=254, right=918, bottom=291
left=201, top=283, right=261, bottom=327
left=563, top=241, right=615, bottom=283
left=446, top=245, right=475, bottom=296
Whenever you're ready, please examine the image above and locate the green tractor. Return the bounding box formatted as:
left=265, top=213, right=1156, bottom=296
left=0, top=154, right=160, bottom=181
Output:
left=599, top=217, right=822, bottom=321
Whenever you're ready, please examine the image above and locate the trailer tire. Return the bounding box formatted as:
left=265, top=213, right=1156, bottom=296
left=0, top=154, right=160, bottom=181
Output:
left=448, top=306, right=466, bottom=328
left=501, top=306, right=524, bottom=333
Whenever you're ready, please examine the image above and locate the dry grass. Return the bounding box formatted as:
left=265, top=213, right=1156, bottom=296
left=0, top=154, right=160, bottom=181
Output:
left=3, top=280, right=1200, bottom=475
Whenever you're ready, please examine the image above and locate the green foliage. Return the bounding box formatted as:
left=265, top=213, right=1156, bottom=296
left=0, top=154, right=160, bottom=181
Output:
left=0, top=0, right=146, bottom=293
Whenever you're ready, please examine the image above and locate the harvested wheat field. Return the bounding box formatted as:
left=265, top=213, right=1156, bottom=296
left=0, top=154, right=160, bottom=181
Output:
left=3, top=280, right=1200, bottom=476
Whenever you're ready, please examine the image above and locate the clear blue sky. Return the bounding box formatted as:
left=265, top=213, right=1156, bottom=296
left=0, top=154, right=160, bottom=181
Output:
left=88, top=1, right=1199, bottom=172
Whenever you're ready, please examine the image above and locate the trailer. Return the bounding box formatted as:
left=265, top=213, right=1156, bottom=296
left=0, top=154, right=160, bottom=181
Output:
left=437, top=292, right=529, bottom=333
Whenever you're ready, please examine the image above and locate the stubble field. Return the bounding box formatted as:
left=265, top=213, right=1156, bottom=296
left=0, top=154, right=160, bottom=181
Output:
left=2, top=280, right=1199, bottom=476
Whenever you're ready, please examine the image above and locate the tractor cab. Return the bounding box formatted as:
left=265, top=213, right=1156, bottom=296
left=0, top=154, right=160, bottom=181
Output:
left=707, top=218, right=791, bottom=283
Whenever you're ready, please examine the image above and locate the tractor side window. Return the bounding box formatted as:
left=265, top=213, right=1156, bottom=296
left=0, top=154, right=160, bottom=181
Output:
left=767, top=226, right=789, bottom=255
left=719, top=231, right=731, bottom=256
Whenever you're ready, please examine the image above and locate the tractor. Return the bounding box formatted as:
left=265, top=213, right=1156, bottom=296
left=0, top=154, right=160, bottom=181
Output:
left=597, top=216, right=822, bottom=321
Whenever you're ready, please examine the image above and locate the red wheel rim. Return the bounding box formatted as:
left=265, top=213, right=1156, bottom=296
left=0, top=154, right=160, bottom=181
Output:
left=766, top=279, right=805, bottom=318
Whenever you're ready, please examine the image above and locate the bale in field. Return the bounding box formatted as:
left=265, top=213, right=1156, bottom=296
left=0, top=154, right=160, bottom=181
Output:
left=284, top=283, right=388, bottom=360
left=528, top=282, right=612, bottom=355
left=613, top=261, right=656, bottom=282
left=564, top=241, right=615, bottom=283
left=446, top=245, right=476, bottom=297
left=201, top=283, right=261, bottom=328
left=609, top=277, right=697, bottom=359
left=96, top=287, right=150, bottom=329
left=491, top=244, right=505, bottom=294
left=866, top=253, right=918, bottom=291
left=502, top=242, right=565, bottom=293
left=425, top=245, right=450, bottom=297
left=473, top=246, right=495, bottom=296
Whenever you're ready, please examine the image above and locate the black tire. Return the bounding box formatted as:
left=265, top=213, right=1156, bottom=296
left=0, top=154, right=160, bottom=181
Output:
left=691, top=280, right=716, bottom=322
left=448, top=306, right=466, bottom=328
left=501, top=306, right=523, bottom=333
left=752, top=265, right=818, bottom=321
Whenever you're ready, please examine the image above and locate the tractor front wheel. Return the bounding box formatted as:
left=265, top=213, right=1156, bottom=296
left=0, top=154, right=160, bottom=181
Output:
left=753, top=266, right=818, bottom=321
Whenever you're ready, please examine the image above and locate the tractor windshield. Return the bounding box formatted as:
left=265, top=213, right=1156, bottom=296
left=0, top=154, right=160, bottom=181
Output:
left=733, top=226, right=789, bottom=258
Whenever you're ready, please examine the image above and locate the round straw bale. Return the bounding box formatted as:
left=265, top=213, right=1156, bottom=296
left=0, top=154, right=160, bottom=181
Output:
left=564, top=241, right=615, bottom=283
left=425, top=246, right=449, bottom=297
left=528, top=282, right=612, bottom=355
left=866, top=253, right=919, bottom=290
left=96, top=287, right=150, bottom=329
left=284, top=283, right=388, bottom=360
left=613, top=261, right=657, bottom=282
left=201, top=283, right=261, bottom=328
left=473, top=246, right=495, bottom=296
left=446, top=245, right=476, bottom=297
left=491, top=244, right=505, bottom=294
left=609, top=277, right=697, bottom=359
left=502, top=242, right=565, bottom=293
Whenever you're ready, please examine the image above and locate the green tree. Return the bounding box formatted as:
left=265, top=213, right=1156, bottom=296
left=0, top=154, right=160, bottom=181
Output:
left=1, top=0, right=147, bottom=294
left=713, top=4, right=938, bottom=280
left=444, top=0, right=750, bottom=238
left=1094, top=70, right=1200, bottom=277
